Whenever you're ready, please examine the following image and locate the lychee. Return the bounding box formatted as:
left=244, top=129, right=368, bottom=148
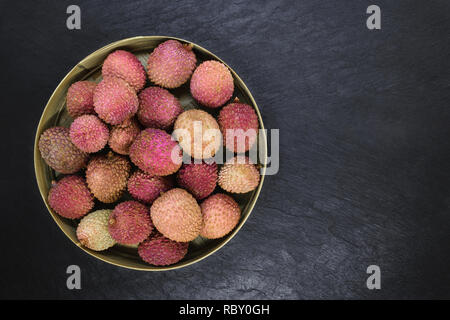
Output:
left=147, top=40, right=197, bottom=88
left=190, top=60, right=234, bottom=108
left=48, top=175, right=94, bottom=219
left=108, top=201, right=153, bottom=245
left=76, top=209, right=116, bottom=251
left=218, top=156, right=260, bottom=193
left=38, top=127, right=88, bottom=174
left=86, top=152, right=131, bottom=203
left=173, top=109, right=222, bottom=159
left=102, top=50, right=146, bottom=91
left=176, top=161, right=217, bottom=200
left=127, top=170, right=173, bottom=204
left=66, top=81, right=97, bottom=118
left=200, top=193, right=241, bottom=239
left=108, top=117, right=141, bottom=155
left=129, top=128, right=182, bottom=176
left=93, top=76, right=138, bottom=125
left=151, top=188, right=202, bottom=242
left=218, top=100, right=259, bottom=153
left=137, top=86, right=183, bottom=130
left=138, top=233, right=188, bottom=266
left=69, top=115, right=109, bottom=153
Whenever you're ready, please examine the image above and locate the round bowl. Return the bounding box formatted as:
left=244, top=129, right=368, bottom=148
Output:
left=34, top=36, right=267, bottom=271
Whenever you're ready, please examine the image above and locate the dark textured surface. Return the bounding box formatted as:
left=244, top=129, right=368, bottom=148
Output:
left=1, top=0, right=450, bottom=299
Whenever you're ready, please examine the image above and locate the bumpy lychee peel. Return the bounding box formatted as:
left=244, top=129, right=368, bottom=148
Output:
left=86, top=152, right=131, bottom=203
left=76, top=209, right=116, bottom=251
left=66, top=81, right=97, bottom=118
left=69, top=115, right=109, bottom=153
left=147, top=40, right=197, bottom=88
left=138, top=86, right=183, bottom=129
left=151, top=188, right=202, bottom=242
left=177, top=161, right=217, bottom=200
left=102, top=50, right=146, bottom=91
left=218, top=102, right=259, bottom=153
left=48, top=175, right=94, bottom=219
left=138, top=233, right=188, bottom=266
left=93, top=77, right=138, bottom=125
left=218, top=156, right=260, bottom=193
left=129, top=128, right=182, bottom=176
left=39, top=127, right=88, bottom=174
left=108, top=117, right=141, bottom=155
left=173, top=109, right=221, bottom=159
left=127, top=170, right=173, bottom=204
left=108, top=201, right=153, bottom=245
left=200, top=193, right=241, bottom=239
left=190, top=60, right=234, bottom=108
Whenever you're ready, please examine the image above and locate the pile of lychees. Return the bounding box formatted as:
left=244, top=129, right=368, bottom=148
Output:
left=39, top=40, right=261, bottom=266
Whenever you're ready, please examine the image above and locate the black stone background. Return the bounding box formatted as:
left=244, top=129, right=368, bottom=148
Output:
left=0, top=0, right=449, bottom=299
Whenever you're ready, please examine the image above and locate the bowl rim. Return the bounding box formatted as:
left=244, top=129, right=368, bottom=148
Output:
left=34, top=35, right=267, bottom=271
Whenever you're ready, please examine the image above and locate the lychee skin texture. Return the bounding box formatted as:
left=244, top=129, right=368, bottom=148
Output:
left=127, top=170, right=173, bottom=204
left=48, top=175, right=94, bottom=219
left=200, top=193, right=241, bottom=239
left=218, top=156, right=260, bottom=193
left=86, top=153, right=131, bottom=203
left=138, top=233, right=188, bottom=266
left=102, top=50, right=146, bottom=92
left=138, top=87, right=183, bottom=130
left=77, top=210, right=116, bottom=251
left=151, top=188, right=203, bottom=242
left=129, top=128, right=182, bottom=176
left=108, top=201, right=153, bottom=245
left=147, top=40, right=197, bottom=89
left=218, top=102, right=259, bottom=153
left=66, top=81, right=97, bottom=118
left=93, top=77, right=139, bottom=125
left=39, top=127, right=88, bottom=174
left=69, top=115, right=109, bottom=153
left=173, top=109, right=222, bottom=159
left=108, top=117, right=141, bottom=155
left=190, top=60, right=234, bottom=108
left=177, top=161, right=217, bottom=200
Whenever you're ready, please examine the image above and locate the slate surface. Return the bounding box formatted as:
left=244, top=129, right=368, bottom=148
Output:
left=0, top=0, right=449, bottom=299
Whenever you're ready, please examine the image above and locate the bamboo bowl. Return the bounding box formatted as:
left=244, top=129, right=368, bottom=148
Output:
left=34, top=36, right=266, bottom=271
